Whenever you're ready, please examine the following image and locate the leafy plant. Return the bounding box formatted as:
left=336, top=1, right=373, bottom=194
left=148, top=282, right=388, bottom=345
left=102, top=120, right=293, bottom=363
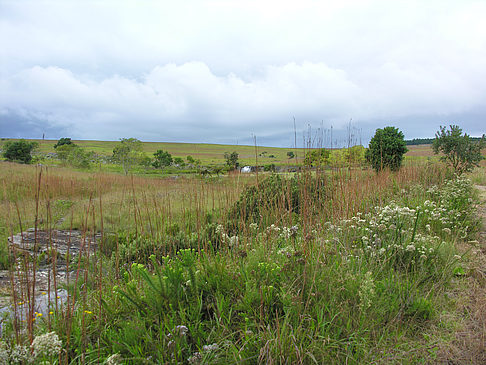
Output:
left=153, top=149, right=173, bottom=168
left=54, top=137, right=75, bottom=149
left=432, top=125, right=485, bottom=174
left=366, top=126, right=407, bottom=171
left=2, top=139, right=38, bottom=164
left=224, top=151, right=239, bottom=170
left=112, top=138, right=145, bottom=174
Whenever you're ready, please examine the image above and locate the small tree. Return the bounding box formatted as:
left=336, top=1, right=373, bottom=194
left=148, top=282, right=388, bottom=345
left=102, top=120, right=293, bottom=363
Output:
left=54, top=137, right=74, bottom=149
left=173, top=157, right=185, bottom=167
left=224, top=151, right=239, bottom=170
left=432, top=125, right=485, bottom=174
left=304, top=148, right=330, bottom=167
left=3, top=139, right=38, bottom=164
left=366, top=126, right=407, bottom=172
left=287, top=151, right=295, bottom=159
left=153, top=150, right=173, bottom=168
left=56, top=144, right=93, bottom=168
left=186, top=155, right=195, bottom=164
left=112, top=138, right=144, bottom=174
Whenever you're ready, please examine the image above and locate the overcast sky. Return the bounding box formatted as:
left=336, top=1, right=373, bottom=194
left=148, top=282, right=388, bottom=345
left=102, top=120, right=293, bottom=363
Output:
left=1, top=0, right=485, bottom=147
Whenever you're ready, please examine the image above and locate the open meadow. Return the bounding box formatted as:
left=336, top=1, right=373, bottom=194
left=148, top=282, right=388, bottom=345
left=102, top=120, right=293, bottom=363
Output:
left=0, top=142, right=485, bottom=364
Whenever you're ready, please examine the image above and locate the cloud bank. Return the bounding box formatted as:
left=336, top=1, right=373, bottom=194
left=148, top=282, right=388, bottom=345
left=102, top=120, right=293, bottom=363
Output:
left=1, top=0, right=485, bottom=146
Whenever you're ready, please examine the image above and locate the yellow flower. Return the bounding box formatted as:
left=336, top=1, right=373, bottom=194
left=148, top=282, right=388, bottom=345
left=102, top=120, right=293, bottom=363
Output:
left=49, top=311, right=54, bottom=315
left=84, top=310, right=93, bottom=314
left=36, top=312, right=43, bottom=317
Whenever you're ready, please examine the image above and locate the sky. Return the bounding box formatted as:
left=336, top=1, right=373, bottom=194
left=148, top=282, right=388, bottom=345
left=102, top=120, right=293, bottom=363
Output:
left=1, top=0, right=485, bottom=147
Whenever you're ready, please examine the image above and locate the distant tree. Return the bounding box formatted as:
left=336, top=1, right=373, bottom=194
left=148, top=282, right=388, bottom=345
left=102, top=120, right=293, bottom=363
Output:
left=304, top=148, right=330, bottom=167
left=3, top=139, right=38, bottom=164
left=366, top=127, right=407, bottom=172
left=432, top=125, right=485, bottom=174
left=186, top=155, right=195, bottom=164
left=54, top=137, right=75, bottom=149
left=224, top=151, right=239, bottom=170
left=55, top=144, right=93, bottom=168
left=287, top=151, right=295, bottom=159
left=153, top=150, right=173, bottom=168
left=112, top=138, right=144, bottom=174
left=344, top=145, right=366, bottom=166
left=173, top=157, right=185, bottom=166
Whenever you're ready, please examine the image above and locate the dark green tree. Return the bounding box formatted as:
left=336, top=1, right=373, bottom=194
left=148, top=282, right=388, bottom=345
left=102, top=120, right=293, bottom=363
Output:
left=224, top=151, right=239, bottom=170
left=365, top=127, right=407, bottom=172
left=3, top=139, right=38, bottom=164
left=153, top=150, right=173, bottom=168
left=432, top=125, right=485, bottom=174
left=287, top=151, right=295, bottom=159
left=173, top=157, right=185, bottom=166
left=54, top=137, right=74, bottom=149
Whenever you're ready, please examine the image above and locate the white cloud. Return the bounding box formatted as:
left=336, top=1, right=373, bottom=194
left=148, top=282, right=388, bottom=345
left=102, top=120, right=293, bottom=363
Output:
left=1, top=0, right=485, bottom=144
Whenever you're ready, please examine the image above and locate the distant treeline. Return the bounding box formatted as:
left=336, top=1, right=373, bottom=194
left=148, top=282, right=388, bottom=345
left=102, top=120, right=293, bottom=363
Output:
left=406, top=137, right=484, bottom=145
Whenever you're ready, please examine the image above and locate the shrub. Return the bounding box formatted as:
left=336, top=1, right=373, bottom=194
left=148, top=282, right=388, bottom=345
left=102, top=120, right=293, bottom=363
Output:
left=224, top=151, right=239, bottom=170
left=153, top=150, right=173, bottom=168
left=229, top=173, right=326, bottom=225
left=54, top=137, right=74, bottom=149
left=432, top=125, right=485, bottom=174
left=366, top=126, right=407, bottom=172
left=2, top=139, right=38, bottom=164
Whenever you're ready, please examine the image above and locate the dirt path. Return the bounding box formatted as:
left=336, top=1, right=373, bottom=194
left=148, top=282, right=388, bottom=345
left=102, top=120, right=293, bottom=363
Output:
left=438, top=185, right=486, bottom=364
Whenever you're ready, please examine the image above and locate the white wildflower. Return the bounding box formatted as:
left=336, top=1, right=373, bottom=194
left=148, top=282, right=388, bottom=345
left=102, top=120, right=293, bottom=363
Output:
left=188, top=352, right=202, bottom=364
left=202, top=343, right=219, bottom=352
left=174, top=325, right=189, bottom=336
left=359, top=272, right=375, bottom=310
left=31, top=332, right=62, bottom=359
left=9, top=345, right=31, bottom=365
left=249, top=223, right=258, bottom=230
left=442, top=228, right=451, bottom=235
left=406, top=244, right=415, bottom=252
left=105, top=354, right=123, bottom=365
left=215, top=224, right=224, bottom=235
left=0, top=342, right=9, bottom=365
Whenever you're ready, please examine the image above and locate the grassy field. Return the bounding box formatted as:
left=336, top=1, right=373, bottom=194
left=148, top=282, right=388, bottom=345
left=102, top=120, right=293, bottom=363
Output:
left=0, top=154, right=484, bottom=363
left=1, top=138, right=447, bottom=171
left=3, top=138, right=299, bottom=166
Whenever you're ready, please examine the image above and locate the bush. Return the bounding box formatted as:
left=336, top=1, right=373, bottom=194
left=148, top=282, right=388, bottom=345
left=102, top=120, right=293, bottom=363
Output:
left=366, top=126, right=407, bottom=172
left=54, top=137, right=74, bottom=149
left=229, top=173, right=326, bottom=225
left=432, top=125, right=485, bottom=174
left=2, top=139, right=38, bottom=164
left=153, top=150, right=173, bottom=168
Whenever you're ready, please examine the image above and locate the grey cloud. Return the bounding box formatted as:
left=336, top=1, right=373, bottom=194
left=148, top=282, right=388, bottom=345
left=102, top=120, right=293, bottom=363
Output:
left=1, top=1, right=485, bottom=145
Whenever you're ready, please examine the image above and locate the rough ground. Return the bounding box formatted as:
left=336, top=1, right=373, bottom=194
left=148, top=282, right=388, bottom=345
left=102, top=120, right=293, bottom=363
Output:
left=0, top=229, right=98, bottom=314
left=438, top=185, right=486, bottom=364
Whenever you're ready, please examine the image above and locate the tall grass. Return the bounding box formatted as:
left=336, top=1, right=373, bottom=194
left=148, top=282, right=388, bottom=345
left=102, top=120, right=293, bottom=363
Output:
left=0, top=161, right=480, bottom=364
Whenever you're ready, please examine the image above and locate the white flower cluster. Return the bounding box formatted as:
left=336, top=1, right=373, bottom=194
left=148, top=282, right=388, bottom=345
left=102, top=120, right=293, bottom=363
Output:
left=359, top=272, right=375, bottom=310
left=188, top=343, right=219, bottom=364
left=0, top=341, right=32, bottom=365
left=215, top=224, right=239, bottom=247
left=422, top=177, right=475, bottom=236
left=105, top=353, right=123, bottom=365
left=0, top=342, right=9, bottom=365
left=31, top=332, right=62, bottom=359
left=1, top=333, right=62, bottom=365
